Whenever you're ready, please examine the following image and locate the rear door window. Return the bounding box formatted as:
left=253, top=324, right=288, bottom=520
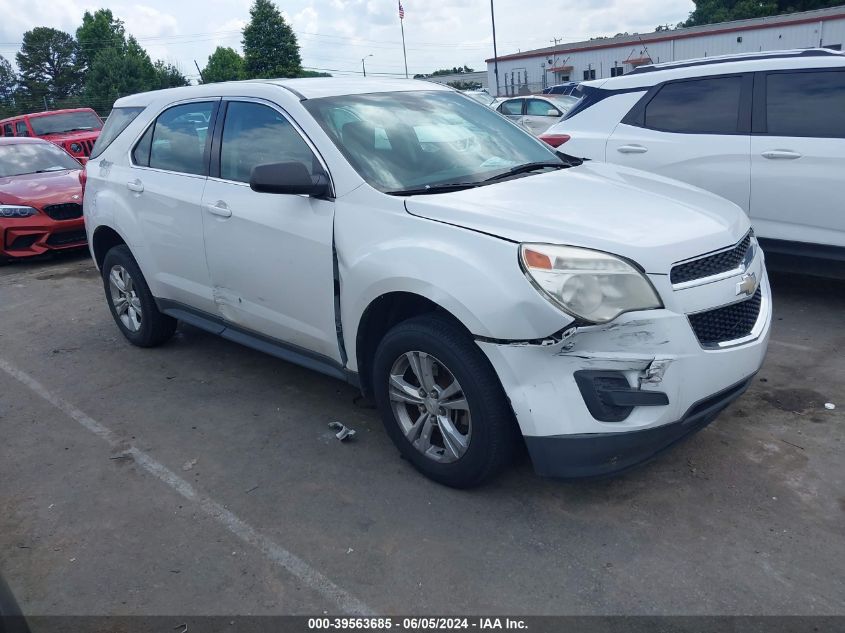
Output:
left=765, top=70, right=845, bottom=138
left=146, top=102, right=215, bottom=175
left=2, top=123, right=12, bottom=136
left=644, top=76, right=743, bottom=134
left=16, top=121, right=30, bottom=137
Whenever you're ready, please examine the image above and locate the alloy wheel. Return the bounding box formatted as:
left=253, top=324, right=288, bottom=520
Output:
left=108, top=265, right=142, bottom=332
left=388, top=351, right=472, bottom=463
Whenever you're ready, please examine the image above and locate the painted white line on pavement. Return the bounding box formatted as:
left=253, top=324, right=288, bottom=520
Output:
left=0, top=357, right=374, bottom=616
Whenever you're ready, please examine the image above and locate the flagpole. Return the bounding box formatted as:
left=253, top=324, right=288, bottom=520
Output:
left=399, top=1, right=409, bottom=78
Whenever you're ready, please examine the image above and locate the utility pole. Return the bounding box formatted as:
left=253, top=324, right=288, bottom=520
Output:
left=362, top=54, right=373, bottom=77
left=490, top=0, right=500, bottom=96
left=550, top=36, right=562, bottom=84
left=194, top=59, right=205, bottom=84
left=43, top=96, right=49, bottom=111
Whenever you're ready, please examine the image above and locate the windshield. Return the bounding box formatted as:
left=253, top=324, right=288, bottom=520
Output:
left=304, top=90, right=562, bottom=193
left=29, top=111, right=103, bottom=136
left=0, top=142, right=81, bottom=177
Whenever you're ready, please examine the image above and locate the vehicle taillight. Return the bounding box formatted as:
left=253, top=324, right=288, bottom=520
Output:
left=539, top=134, right=571, bottom=148
left=79, top=168, right=87, bottom=195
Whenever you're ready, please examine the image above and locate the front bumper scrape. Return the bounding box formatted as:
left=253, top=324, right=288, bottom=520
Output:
left=524, top=375, right=754, bottom=479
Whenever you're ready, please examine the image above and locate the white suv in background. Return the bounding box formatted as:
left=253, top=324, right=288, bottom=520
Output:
left=83, top=78, right=770, bottom=487
left=542, top=49, right=845, bottom=271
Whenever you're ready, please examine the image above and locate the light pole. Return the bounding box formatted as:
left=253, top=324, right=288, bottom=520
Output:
left=490, top=0, right=500, bottom=97
left=362, top=54, right=373, bottom=77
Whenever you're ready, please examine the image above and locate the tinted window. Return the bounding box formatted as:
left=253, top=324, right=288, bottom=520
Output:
left=149, top=102, right=214, bottom=175
left=91, top=106, right=145, bottom=159
left=0, top=141, right=81, bottom=177
left=526, top=99, right=560, bottom=117
left=645, top=76, right=742, bottom=134
left=766, top=70, right=845, bottom=138
left=1, top=124, right=12, bottom=136
left=220, top=102, right=317, bottom=184
left=499, top=100, right=523, bottom=115
left=16, top=121, right=29, bottom=137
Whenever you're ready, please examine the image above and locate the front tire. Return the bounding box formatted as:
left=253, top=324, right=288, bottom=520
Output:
left=102, top=245, right=176, bottom=347
left=372, top=314, right=516, bottom=488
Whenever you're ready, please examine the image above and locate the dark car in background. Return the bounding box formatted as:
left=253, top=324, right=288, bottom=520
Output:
left=0, top=137, right=86, bottom=262
left=543, top=81, right=580, bottom=96
left=0, top=108, right=103, bottom=164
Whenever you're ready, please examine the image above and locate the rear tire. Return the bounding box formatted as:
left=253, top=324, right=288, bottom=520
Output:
left=372, top=314, right=516, bottom=488
left=102, top=245, right=176, bottom=347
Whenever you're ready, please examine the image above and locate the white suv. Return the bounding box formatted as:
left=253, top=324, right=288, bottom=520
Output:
left=83, top=78, right=771, bottom=487
left=541, top=49, right=845, bottom=269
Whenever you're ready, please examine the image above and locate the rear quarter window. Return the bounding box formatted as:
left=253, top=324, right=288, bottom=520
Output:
left=90, top=107, right=146, bottom=160
left=643, top=76, right=743, bottom=134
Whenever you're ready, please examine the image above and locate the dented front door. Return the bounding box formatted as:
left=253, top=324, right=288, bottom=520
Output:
left=199, top=99, right=341, bottom=363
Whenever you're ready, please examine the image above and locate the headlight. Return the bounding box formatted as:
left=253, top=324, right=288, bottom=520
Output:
left=69, top=143, right=82, bottom=153
left=519, top=243, right=663, bottom=324
left=0, top=205, right=39, bottom=218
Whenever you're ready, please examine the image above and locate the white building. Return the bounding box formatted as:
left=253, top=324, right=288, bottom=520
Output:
left=486, top=6, right=845, bottom=96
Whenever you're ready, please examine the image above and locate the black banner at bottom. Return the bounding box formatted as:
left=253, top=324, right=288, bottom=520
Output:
left=1, top=616, right=844, bottom=633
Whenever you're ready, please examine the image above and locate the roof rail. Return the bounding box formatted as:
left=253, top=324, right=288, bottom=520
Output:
left=628, top=48, right=843, bottom=75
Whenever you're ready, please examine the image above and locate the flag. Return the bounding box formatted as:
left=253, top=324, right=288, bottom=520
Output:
left=398, top=1, right=405, bottom=19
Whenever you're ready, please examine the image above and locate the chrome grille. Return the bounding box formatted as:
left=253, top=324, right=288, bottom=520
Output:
left=671, top=232, right=753, bottom=285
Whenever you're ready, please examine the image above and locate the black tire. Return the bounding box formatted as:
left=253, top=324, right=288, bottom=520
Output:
left=102, top=245, right=176, bottom=347
left=372, top=314, right=517, bottom=488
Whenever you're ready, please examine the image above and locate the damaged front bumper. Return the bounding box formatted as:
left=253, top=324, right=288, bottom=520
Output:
left=477, top=273, right=771, bottom=478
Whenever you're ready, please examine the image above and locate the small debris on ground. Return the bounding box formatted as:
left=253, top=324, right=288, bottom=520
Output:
left=329, top=421, right=357, bottom=442
left=181, top=458, right=198, bottom=471
left=825, top=402, right=836, bottom=410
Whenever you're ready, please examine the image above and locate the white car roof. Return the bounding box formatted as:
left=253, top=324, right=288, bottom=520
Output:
left=585, top=48, right=845, bottom=91
left=114, top=77, right=451, bottom=108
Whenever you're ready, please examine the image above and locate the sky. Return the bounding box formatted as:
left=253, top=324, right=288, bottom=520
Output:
left=0, top=0, right=695, bottom=81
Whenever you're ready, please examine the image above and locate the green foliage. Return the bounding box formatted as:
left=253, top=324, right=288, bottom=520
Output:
left=415, top=66, right=475, bottom=79
left=684, top=0, right=845, bottom=26
left=242, top=0, right=303, bottom=78
left=83, top=37, right=157, bottom=114
left=153, top=60, right=190, bottom=89
left=202, top=46, right=246, bottom=83
left=15, top=27, right=82, bottom=106
left=447, top=80, right=483, bottom=90
left=0, top=55, right=17, bottom=117
left=298, top=69, right=332, bottom=77
left=76, top=9, right=126, bottom=76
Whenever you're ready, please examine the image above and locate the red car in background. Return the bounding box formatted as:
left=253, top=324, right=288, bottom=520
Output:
left=0, top=137, right=87, bottom=262
left=0, top=108, right=103, bottom=164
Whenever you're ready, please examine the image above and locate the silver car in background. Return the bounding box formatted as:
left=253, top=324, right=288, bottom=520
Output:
left=494, top=95, right=579, bottom=136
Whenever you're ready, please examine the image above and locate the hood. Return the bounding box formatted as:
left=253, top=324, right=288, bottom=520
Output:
left=0, top=170, right=83, bottom=209
left=404, top=161, right=750, bottom=274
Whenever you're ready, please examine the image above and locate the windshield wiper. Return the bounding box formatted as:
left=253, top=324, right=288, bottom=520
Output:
left=484, top=161, right=569, bottom=182
left=386, top=182, right=481, bottom=196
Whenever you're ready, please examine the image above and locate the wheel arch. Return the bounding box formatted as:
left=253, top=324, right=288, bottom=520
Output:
left=354, top=291, right=474, bottom=399
left=91, top=225, right=128, bottom=270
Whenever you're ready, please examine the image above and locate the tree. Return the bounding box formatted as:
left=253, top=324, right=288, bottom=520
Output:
left=242, top=0, right=302, bottom=78
left=0, top=55, right=17, bottom=117
left=684, top=0, right=845, bottom=27
left=83, top=36, right=157, bottom=114
left=16, top=27, right=82, bottom=106
left=447, top=80, right=483, bottom=90
left=153, top=60, right=190, bottom=89
left=76, top=9, right=126, bottom=78
left=202, top=46, right=245, bottom=83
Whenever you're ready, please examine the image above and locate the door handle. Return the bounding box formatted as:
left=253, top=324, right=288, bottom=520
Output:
left=761, top=150, right=802, bottom=160
left=126, top=179, right=144, bottom=193
left=617, top=145, right=648, bottom=154
left=204, top=201, right=232, bottom=218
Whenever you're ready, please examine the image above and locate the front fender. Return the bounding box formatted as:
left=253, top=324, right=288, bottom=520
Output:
left=336, top=196, right=570, bottom=372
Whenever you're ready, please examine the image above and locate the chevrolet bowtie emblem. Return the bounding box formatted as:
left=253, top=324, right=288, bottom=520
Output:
left=736, top=272, right=757, bottom=297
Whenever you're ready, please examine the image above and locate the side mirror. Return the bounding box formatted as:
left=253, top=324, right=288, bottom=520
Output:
left=547, top=109, right=560, bottom=117
left=249, top=161, right=330, bottom=197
